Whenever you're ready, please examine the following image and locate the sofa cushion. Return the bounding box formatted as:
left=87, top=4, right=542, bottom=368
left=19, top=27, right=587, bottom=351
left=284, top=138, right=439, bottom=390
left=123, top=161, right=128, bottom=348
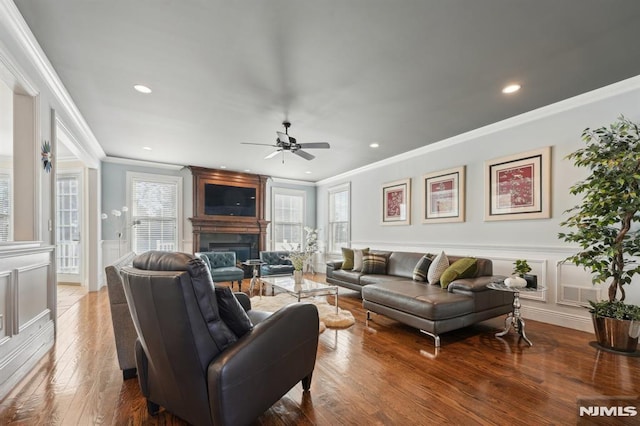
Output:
left=427, top=251, right=449, bottom=285
left=440, top=257, right=478, bottom=289
left=387, top=251, right=426, bottom=279
left=214, top=286, right=253, bottom=337
left=331, top=268, right=362, bottom=285
left=362, top=281, right=474, bottom=320
left=352, top=248, right=369, bottom=272
left=412, top=254, right=433, bottom=281
left=361, top=253, right=388, bottom=275
left=360, top=274, right=408, bottom=286
left=341, top=248, right=354, bottom=270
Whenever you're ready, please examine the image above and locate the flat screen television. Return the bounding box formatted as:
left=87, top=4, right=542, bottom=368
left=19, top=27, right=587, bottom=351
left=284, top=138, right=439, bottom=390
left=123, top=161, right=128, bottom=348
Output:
left=204, top=183, right=256, bottom=217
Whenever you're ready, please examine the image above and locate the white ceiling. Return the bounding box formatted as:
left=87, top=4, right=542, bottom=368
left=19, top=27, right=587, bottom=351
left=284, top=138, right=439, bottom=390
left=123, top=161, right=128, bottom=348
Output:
left=14, top=0, right=640, bottom=181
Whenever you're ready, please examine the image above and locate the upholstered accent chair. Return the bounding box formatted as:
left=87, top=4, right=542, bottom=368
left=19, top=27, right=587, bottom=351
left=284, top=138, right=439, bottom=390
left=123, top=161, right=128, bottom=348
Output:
left=120, top=251, right=319, bottom=426
left=105, top=251, right=138, bottom=379
left=259, top=250, right=295, bottom=276
left=195, top=251, right=244, bottom=290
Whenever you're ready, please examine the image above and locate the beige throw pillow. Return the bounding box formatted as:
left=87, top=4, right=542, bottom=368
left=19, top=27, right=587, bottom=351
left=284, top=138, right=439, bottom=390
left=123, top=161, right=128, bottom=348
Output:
left=352, top=248, right=370, bottom=272
left=427, top=251, right=449, bottom=285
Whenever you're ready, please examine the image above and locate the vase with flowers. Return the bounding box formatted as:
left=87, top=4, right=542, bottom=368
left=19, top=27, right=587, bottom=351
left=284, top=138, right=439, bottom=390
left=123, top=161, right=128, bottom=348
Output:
left=284, top=227, right=319, bottom=284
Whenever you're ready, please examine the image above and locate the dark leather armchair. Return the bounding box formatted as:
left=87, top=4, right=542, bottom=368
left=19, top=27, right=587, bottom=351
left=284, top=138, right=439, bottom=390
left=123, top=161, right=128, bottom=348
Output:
left=120, top=251, right=319, bottom=426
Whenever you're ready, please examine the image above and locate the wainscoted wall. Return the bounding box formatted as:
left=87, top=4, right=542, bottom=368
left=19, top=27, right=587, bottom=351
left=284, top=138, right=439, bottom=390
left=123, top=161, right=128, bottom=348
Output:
left=0, top=242, right=55, bottom=401
left=316, top=77, right=640, bottom=333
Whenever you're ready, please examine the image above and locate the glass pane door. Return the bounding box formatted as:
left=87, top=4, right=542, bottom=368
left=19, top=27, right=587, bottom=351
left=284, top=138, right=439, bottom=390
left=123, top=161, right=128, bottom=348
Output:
left=56, top=174, right=81, bottom=278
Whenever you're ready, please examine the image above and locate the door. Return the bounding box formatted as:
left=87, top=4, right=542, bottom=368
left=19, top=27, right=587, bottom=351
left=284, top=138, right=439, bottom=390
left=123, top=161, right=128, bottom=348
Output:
left=56, top=173, right=82, bottom=284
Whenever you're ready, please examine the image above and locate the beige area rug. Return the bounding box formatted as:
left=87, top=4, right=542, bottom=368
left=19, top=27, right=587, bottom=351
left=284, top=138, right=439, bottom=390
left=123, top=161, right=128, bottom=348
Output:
left=250, top=293, right=355, bottom=333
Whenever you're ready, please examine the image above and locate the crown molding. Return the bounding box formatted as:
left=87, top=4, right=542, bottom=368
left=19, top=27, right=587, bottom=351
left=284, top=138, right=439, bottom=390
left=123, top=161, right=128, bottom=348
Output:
left=270, top=176, right=317, bottom=187
left=317, top=75, right=640, bottom=186
left=0, top=0, right=105, bottom=165
left=103, top=156, right=184, bottom=171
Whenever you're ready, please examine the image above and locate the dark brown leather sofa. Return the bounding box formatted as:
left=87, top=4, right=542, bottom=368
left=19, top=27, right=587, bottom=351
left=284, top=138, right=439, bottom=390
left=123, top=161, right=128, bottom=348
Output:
left=326, top=251, right=513, bottom=347
left=121, top=251, right=319, bottom=426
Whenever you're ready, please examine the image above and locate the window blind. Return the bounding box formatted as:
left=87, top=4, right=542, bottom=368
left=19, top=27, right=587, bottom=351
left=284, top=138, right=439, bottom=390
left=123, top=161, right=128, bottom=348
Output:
left=131, top=177, right=178, bottom=253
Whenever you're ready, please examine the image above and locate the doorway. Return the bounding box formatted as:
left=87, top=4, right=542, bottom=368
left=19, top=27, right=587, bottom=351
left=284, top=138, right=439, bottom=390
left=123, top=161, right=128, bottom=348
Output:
left=56, top=172, right=83, bottom=284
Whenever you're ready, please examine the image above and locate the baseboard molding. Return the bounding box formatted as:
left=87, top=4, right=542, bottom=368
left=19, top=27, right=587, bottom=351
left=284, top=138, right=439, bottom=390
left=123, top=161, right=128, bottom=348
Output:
left=521, top=305, right=593, bottom=333
left=0, top=319, right=54, bottom=401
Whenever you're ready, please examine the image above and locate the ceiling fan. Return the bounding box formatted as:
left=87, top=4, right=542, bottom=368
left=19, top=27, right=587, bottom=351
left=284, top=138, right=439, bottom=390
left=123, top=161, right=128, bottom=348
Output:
left=242, top=121, right=330, bottom=161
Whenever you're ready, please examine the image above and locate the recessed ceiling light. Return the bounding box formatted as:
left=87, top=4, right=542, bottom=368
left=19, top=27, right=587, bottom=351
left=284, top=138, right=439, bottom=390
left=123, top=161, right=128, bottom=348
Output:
left=502, top=84, right=521, bottom=94
left=220, top=165, right=227, bottom=169
left=134, top=84, right=152, bottom=94
left=244, top=169, right=251, bottom=172
left=305, top=171, right=312, bottom=174
left=370, top=143, right=380, bottom=148
left=142, top=146, right=152, bottom=151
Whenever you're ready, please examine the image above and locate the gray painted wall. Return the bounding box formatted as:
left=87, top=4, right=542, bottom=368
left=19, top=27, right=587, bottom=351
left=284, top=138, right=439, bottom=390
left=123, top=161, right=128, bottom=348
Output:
left=101, top=161, right=192, bottom=252
left=315, top=79, right=640, bottom=331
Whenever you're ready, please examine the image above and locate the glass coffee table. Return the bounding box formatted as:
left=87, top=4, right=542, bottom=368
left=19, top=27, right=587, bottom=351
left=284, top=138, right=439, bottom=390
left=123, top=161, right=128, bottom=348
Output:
left=259, top=274, right=339, bottom=314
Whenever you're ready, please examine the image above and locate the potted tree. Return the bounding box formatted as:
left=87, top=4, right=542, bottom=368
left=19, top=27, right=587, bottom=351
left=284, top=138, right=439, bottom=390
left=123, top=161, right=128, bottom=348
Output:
left=559, top=115, right=640, bottom=353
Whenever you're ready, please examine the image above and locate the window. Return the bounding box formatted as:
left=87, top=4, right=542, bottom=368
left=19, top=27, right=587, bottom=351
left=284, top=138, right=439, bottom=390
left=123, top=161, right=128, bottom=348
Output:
left=328, top=183, right=350, bottom=253
left=56, top=174, right=80, bottom=273
left=272, top=188, right=305, bottom=250
left=127, top=172, right=182, bottom=254
left=0, top=173, right=11, bottom=241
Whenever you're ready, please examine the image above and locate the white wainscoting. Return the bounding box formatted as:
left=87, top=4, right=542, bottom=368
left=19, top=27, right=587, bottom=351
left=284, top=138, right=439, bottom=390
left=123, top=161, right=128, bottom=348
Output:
left=0, top=243, right=55, bottom=401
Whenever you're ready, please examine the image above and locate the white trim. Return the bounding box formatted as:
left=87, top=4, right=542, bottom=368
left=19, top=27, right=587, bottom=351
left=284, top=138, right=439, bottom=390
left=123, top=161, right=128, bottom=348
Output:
left=270, top=187, right=307, bottom=250
left=520, top=305, right=593, bottom=333
left=270, top=177, right=317, bottom=187
left=126, top=171, right=183, bottom=253
left=317, top=75, right=640, bottom=186
left=327, top=182, right=351, bottom=254
left=104, top=156, right=184, bottom=171
left=351, top=240, right=578, bottom=255
left=0, top=0, right=104, bottom=164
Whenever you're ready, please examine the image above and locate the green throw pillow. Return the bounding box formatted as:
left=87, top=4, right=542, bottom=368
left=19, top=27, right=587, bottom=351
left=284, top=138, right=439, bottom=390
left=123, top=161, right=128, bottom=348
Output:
left=341, top=247, right=354, bottom=270
left=412, top=254, right=432, bottom=281
left=440, top=257, right=478, bottom=288
left=362, top=253, right=387, bottom=274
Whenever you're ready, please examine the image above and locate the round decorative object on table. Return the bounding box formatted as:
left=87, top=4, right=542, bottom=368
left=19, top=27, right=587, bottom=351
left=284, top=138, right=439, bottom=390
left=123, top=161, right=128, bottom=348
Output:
left=504, top=275, right=527, bottom=288
left=488, top=280, right=546, bottom=346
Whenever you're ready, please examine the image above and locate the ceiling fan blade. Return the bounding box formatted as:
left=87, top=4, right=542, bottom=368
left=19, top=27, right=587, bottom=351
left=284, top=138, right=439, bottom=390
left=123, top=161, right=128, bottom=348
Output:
left=241, top=142, right=277, bottom=147
left=264, top=150, right=281, bottom=159
left=297, top=142, right=330, bottom=149
left=276, top=131, right=290, bottom=144
left=294, top=150, right=315, bottom=160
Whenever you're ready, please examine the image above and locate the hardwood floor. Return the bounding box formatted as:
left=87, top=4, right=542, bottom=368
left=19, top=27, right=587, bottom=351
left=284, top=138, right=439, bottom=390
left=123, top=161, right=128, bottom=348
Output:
left=1, top=275, right=639, bottom=425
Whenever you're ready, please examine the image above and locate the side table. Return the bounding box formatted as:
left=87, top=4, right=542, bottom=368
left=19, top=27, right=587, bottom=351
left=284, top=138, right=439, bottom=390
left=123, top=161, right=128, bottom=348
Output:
left=488, top=281, right=546, bottom=346
left=243, top=260, right=265, bottom=296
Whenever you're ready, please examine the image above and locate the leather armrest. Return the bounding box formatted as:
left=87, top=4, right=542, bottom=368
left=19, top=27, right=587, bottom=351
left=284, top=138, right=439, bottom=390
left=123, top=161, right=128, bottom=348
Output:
left=448, top=275, right=497, bottom=293
left=326, top=260, right=343, bottom=270
left=207, top=303, right=319, bottom=424
left=233, top=292, right=251, bottom=312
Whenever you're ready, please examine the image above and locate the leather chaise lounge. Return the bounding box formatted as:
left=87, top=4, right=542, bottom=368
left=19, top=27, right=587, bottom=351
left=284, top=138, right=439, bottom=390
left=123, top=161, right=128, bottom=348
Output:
left=326, top=250, right=513, bottom=347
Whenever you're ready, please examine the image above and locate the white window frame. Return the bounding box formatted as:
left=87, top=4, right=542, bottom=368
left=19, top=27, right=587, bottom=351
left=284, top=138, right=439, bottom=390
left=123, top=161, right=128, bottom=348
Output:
left=271, top=187, right=306, bottom=250
left=328, top=182, right=351, bottom=254
left=126, top=171, right=183, bottom=253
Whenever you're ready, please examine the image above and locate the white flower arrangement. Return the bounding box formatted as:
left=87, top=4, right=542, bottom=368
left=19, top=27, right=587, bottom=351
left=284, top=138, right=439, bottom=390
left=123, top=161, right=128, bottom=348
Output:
left=283, top=227, right=319, bottom=271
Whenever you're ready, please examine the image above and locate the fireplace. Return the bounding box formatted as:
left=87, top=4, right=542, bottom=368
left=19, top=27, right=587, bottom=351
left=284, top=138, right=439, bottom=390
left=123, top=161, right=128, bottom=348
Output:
left=189, top=167, right=270, bottom=277
left=201, top=233, right=259, bottom=262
